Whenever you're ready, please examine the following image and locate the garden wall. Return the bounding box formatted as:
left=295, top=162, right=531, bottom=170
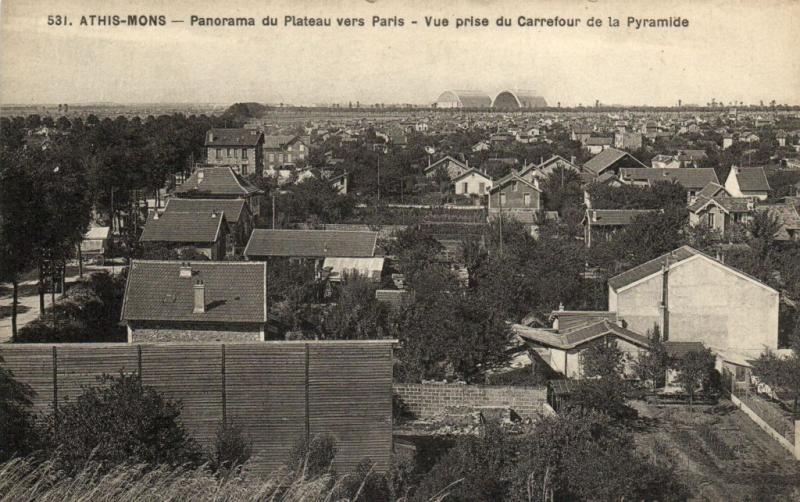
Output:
left=0, top=341, right=395, bottom=474
left=393, top=383, right=547, bottom=420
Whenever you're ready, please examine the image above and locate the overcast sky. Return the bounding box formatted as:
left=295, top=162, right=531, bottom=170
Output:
left=1, top=0, right=799, bottom=106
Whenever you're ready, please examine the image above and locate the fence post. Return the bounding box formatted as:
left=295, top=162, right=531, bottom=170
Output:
left=305, top=343, right=310, bottom=444
left=137, top=345, right=143, bottom=379
left=795, top=421, right=800, bottom=460
left=221, top=344, right=227, bottom=425
left=52, top=346, right=58, bottom=433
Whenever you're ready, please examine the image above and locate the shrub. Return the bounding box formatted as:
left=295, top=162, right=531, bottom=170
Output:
left=211, top=422, right=252, bottom=472
left=39, top=372, right=203, bottom=474
left=393, top=393, right=415, bottom=424
left=286, top=433, right=338, bottom=480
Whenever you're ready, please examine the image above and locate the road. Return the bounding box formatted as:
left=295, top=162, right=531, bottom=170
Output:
left=0, top=264, right=123, bottom=343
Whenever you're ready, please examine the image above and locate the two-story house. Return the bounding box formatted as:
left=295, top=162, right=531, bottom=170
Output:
left=487, top=174, right=542, bottom=224
left=205, top=128, right=264, bottom=176
left=263, top=135, right=309, bottom=172
left=173, top=165, right=264, bottom=216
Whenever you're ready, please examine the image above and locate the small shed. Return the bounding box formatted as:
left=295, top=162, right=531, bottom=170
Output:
left=80, top=226, right=111, bottom=259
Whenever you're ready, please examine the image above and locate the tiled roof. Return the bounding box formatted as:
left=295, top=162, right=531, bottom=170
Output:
left=585, top=137, right=613, bottom=146
left=696, top=182, right=728, bottom=200
left=263, top=135, right=302, bottom=149
left=423, top=155, right=468, bottom=174
left=689, top=196, right=753, bottom=213
left=583, top=209, right=656, bottom=226
left=514, top=320, right=649, bottom=349
left=375, top=289, right=415, bottom=311
left=205, top=128, right=263, bottom=147
left=121, top=260, right=267, bottom=323
left=607, top=245, right=699, bottom=290
left=758, top=203, right=800, bottom=239
left=732, top=167, right=771, bottom=192
left=451, top=168, right=493, bottom=182
left=676, top=149, right=708, bottom=161
left=583, top=148, right=645, bottom=176
left=619, top=168, right=719, bottom=189
left=550, top=311, right=617, bottom=333
left=245, top=229, right=378, bottom=258
left=164, top=198, right=246, bottom=224
left=174, top=166, right=262, bottom=197
left=139, top=211, right=224, bottom=243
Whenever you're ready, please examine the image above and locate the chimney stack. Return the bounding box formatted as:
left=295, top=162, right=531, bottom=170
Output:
left=179, top=262, right=192, bottom=278
left=193, top=280, right=205, bottom=313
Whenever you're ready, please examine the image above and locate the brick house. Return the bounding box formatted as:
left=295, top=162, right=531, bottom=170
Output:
left=487, top=174, right=542, bottom=224
left=163, top=198, right=253, bottom=252
left=205, top=128, right=264, bottom=176
left=263, top=135, right=309, bottom=172
left=173, top=165, right=264, bottom=216
left=140, top=210, right=230, bottom=259
left=618, top=167, right=720, bottom=201
left=121, top=261, right=267, bottom=343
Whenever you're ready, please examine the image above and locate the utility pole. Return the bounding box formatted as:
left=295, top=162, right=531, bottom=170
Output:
left=272, top=194, right=276, bottom=229
left=377, top=155, right=381, bottom=203
left=498, top=190, right=504, bottom=257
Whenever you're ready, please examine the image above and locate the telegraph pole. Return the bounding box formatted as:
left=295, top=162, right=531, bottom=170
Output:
left=272, top=194, right=276, bottom=229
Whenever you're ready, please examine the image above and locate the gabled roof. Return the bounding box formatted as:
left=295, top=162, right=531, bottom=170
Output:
left=696, top=182, right=729, bottom=200
left=489, top=173, right=541, bottom=193
left=731, top=166, right=771, bottom=192
left=537, top=155, right=581, bottom=172
left=121, top=260, right=267, bottom=323
left=451, top=168, right=493, bottom=183
left=164, top=198, right=247, bottom=224
left=423, top=155, right=468, bottom=174
left=263, top=134, right=305, bottom=150
left=688, top=195, right=753, bottom=214
left=583, top=148, right=647, bottom=176
left=607, top=245, right=776, bottom=293
left=174, top=166, right=263, bottom=197
left=582, top=209, right=656, bottom=226
left=205, top=128, right=263, bottom=147
left=676, top=149, right=708, bottom=161
left=514, top=319, right=649, bottom=350
left=139, top=211, right=225, bottom=243
left=585, top=137, right=613, bottom=146
left=550, top=311, right=617, bottom=333
left=619, top=167, right=720, bottom=190
left=245, top=229, right=378, bottom=258
left=758, top=203, right=800, bottom=239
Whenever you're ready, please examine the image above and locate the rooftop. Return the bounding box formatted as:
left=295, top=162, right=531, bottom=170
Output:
left=174, top=166, right=262, bottom=197
left=139, top=211, right=225, bottom=243
left=245, top=229, right=378, bottom=258
left=164, top=198, right=246, bottom=224
left=205, top=128, right=263, bottom=147
left=121, top=260, right=267, bottom=324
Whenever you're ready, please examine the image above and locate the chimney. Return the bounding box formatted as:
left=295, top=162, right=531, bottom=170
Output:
left=193, top=280, right=205, bottom=313
left=179, top=262, right=192, bottom=278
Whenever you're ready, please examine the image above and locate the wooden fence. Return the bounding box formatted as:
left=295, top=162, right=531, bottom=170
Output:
left=0, top=341, right=395, bottom=474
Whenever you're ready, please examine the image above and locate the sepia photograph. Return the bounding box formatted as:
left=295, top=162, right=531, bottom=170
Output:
left=1, top=0, right=800, bottom=500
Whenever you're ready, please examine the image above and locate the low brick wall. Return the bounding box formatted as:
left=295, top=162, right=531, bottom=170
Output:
left=394, top=383, right=547, bottom=420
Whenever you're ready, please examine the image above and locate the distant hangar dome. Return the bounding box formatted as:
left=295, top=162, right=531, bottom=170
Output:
left=493, top=90, right=548, bottom=109
left=435, top=90, right=492, bottom=109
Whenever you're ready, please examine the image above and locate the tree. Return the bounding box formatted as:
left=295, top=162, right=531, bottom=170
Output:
left=634, top=324, right=670, bottom=391
left=580, top=337, right=626, bottom=379
left=386, top=225, right=444, bottom=279
left=0, top=357, right=39, bottom=461
left=752, top=337, right=800, bottom=415
left=40, top=373, right=203, bottom=474
left=321, top=277, right=390, bottom=340
left=540, top=166, right=583, bottom=214
left=567, top=378, right=638, bottom=422
left=674, top=348, right=716, bottom=408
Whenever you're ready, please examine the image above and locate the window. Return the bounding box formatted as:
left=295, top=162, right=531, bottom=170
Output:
left=706, top=213, right=715, bottom=227
left=242, top=164, right=248, bottom=175
left=234, top=148, right=239, bottom=158
left=500, top=193, right=507, bottom=206
left=479, top=182, right=485, bottom=194
left=242, top=148, right=247, bottom=159
left=227, top=148, right=232, bottom=157
left=462, top=182, right=468, bottom=193
left=524, top=193, right=531, bottom=207
left=215, top=148, right=221, bottom=159
left=269, top=153, right=275, bottom=162
left=512, top=181, right=518, bottom=192
left=287, top=153, right=292, bottom=162
left=299, top=144, right=305, bottom=152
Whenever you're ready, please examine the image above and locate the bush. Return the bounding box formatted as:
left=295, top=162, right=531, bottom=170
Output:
left=566, top=378, right=639, bottom=422
left=210, top=422, right=252, bottom=472
left=39, top=372, right=203, bottom=474
left=286, top=433, right=338, bottom=480
left=393, top=393, right=415, bottom=424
